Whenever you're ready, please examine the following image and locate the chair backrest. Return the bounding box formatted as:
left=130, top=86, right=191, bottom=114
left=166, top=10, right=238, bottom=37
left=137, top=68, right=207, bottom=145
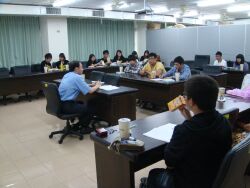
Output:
left=89, top=71, right=105, bottom=81
left=191, top=69, right=200, bottom=75
left=0, top=67, right=10, bottom=78
left=184, top=60, right=196, bottom=69
left=52, top=62, right=57, bottom=68
left=219, top=108, right=239, bottom=129
left=241, top=74, right=250, bottom=89
left=81, top=61, right=88, bottom=68
left=11, top=65, right=31, bottom=76
left=31, top=63, right=41, bottom=73
left=227, top=61, right=234, bottom=67
left=212, top=134, right=250, bottom=188
left=194, top=55, right=210, bottom=69
left=41, top=82, right=61, bottom=117
left=203, top=65, right=222, bottom=74
left=102, top=73, right=120, bottom=86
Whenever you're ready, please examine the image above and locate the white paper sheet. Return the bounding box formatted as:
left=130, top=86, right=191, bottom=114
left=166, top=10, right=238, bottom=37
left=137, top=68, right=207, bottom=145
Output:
left=99, top=85, right=119, bottom=91
left=143, top=123, right=177, bottom=142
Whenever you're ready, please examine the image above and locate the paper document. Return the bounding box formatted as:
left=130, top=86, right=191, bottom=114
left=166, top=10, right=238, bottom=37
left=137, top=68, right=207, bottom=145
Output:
left=151, top=78, right=175, bottom=83
left=100, top=85, right=119, bottom=91
left=143, top=123, right=177, bottom=142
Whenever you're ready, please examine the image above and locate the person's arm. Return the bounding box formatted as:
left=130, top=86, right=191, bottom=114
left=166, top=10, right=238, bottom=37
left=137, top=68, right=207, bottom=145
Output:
left=75, top=77, right=100, bottom=95
left=156, top=69, right=163, bottom=77
left=162, top=67, right=175, bottom=78
left=244, top=63, right=249, bottom=72
left=140, top=66, right=146, bottom=75
left=89, top=81, right=101, bottom=94
left=40, top=61, right=45, bottom=72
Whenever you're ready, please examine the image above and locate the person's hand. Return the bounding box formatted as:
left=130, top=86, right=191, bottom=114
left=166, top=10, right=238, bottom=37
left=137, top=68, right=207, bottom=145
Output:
left=179, top=105, right=192, bottom=120
left=95, top=81, right=102, bottom=88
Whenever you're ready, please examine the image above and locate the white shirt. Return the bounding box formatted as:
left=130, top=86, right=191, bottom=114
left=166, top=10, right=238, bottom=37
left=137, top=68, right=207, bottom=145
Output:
left=214, top=59, right=227, bottom=67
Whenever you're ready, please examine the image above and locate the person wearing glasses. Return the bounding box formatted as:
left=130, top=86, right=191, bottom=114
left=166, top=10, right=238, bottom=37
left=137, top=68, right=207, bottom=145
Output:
left=141, top=75, right=232, bottom=188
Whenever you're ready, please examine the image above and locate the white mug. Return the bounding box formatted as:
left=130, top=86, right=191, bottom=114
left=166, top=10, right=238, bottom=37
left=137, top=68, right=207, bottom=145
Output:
left=65, top=64, right=69, bottom=71
left=119, top=66, right=123, bottom=73
left=175, top=72, right=180, bottom=81
left=44, top=66, right=48, bottom=73
left=118, top=118, right=131, bottom=139
left=240, top=64, right=244, bottom=71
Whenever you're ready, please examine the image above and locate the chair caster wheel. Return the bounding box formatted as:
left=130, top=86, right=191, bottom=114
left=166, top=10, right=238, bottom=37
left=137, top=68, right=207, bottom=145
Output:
left=49, top=134, right=53, bottom=139
left=79, top=136, right=83, bottom=140
left=58, top=140, right=63, bottom=144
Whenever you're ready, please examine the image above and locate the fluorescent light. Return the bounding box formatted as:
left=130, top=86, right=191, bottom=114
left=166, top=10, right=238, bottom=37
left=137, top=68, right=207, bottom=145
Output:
left=183, top=10, right=198, bottom=17
left=197, top=0, right=235, bottom=7
left=53, top=0, right=77, bottom=7
left=152, top=6, right=169, bottom=13
left=173, top=12, right=181, bottom=18
left=103, top=3, right=113, bottom=11
left=227, top=4, right=250, bottom=12
left=200, top=14, right=221, bottom=20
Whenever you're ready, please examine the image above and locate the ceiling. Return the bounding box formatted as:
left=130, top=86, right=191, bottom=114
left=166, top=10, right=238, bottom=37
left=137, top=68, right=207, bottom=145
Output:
left=1, top=0, right=250, bottom=20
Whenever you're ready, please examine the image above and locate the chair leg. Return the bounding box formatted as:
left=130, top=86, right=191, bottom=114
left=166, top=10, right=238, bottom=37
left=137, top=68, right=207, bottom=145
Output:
left=58, top=133, right=69, bottom=144
left=25, top=92, right=32, bottom=102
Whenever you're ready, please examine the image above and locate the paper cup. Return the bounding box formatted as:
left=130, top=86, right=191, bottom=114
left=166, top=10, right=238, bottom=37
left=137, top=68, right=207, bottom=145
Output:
left=218, top=87, right=225, bottom=101
left=151, top=71, right=156, bottom=79
left=175, top=72, right=180, bottom=81
left=118, top=118, right=131, bottom=139
left=65, top=64, right=69, bottom=71
left=240, top=64, right=244, bottom=71
left=119, top=66, right=123, bottom=73
left=44, top=67, right=48, bottom=73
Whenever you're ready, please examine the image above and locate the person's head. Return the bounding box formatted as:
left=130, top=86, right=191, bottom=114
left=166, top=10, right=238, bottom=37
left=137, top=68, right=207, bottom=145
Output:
left=128, top=55, right=137, bottom=66
left=215, top=51, right=222, bottom=61
left=144, top=50, right=149, bottom=57
left=236, top=54, right=245, bottom=64
left=59, top=53, right=66, bottom=61
left=132, top=51, right=138, bottom=58
left=116, top=50, right=122, bottom=57
left=156, top=55, right=161, bottom=62
left=69, top=61, right=83, bottom=75
left=45, top=53, right=52, bottom=63
left=174, top=56, right=184, bottom=71
left=184, top=75, right=218, bottom=113
left=148, top=53, right=157, bottom=66
left=88, top=54, right=96, bottom=62
left=103, top=50, right=109, bottom=59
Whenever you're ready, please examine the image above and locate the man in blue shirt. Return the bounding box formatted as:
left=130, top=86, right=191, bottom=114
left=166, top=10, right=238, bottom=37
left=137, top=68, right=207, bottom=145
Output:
left=163, top=56, right=191, bottom=81
left=59, top=61, right=101, bottom=130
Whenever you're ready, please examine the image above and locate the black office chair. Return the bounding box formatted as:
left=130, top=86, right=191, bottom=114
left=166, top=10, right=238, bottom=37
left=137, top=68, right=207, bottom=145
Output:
left=31, top=63, right=41, bottom=73
left=89, top=71, right=105, bottom=81
left=212, top=134, right=250, bottom=188
left=202, top=65, right=222, bottom=74
left=11, top=65, right=31, bottom=76
left=191, top=69, right=200, bottom=75
left=0, top=67, right=10, bottom=78
left=81, top=61, right=88, bottom=69
left=102, top=73, right=120, bottom=86
left=194, top=55, right=210, bottom=70
left=42, top=82, right=85, bottom=144
left=52, top=62, right=57, bottom=68
left=184, top=60, right=196, bottom=69
left=226, top=61, right=234, bottom=67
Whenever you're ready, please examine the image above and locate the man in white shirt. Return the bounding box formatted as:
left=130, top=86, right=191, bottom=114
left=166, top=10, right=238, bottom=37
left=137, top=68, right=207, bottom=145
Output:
left=214, top=51, right=227, bottom=67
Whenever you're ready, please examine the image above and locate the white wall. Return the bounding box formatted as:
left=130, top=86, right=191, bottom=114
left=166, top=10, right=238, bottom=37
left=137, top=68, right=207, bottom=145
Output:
left=40, top=17, right=69, bottom=62
left=134, top=21, right=147, bottom=57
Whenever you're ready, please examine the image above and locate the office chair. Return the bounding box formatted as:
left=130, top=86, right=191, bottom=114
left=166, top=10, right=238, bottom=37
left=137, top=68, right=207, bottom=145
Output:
left=0, top=67, right=9, bottom=78
left=191, top=69, right=200, bottom=75
left=11, top=65, right=31, bottom=76
left=203, top=65, right=222, bottom=74
left=81, top=61, right=88, bottom=69
left=184, top=60, right=195, bottom=69
left=194, top=55, right=210, bottom=70
left=31, top=63, right=42, bottom=73
left=102, top=73, right=120, bottom=86
left=226, top=61, right=234, bottom=67
left=212, top=134, right=250, bottom=188
left=89, top=71, right=105, bottom=81
left=42, top=82, right=86, bottom=144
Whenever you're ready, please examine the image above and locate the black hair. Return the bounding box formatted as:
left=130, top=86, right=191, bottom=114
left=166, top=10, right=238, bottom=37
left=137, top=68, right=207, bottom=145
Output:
left=216, top=51, right=222, bottom=56
left=59, top=53, right=66, bottom=61
left=114, top=50, right=125, bottom=61
left=45, top=53, right=52, bottom=59
left=69, top=61, right=81, bottom=72
left=103, top=50, right=109, bottom=55
left=184, top=75, right=219, bottom=111
left=128, top=55, right=137, bottom=62
left=148, top=52, right=157, bottom=59
left=88, top=54, right=96, bottom=63
left=132, top=51, right=138, bottom=56
left=174, top=56, right=184, bottom=65
left=116, top=50, right=122, bottom=56
left=236, top=54, right=245, bottom=64
left=144, top=50, right=149, bottom=57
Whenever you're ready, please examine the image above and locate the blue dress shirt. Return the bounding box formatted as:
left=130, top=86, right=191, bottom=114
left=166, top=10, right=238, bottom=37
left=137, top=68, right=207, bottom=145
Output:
left=59, top=72, right=91, bottom=101
left=163, top=64, right=191, bottom=81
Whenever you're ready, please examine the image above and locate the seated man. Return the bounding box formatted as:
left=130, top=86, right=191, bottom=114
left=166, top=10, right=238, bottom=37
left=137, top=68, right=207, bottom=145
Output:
left=140, top=52, right=166, bottom=78
left=41, top=53, right=52, bottom=72
left=142, top=75, right=232, bottom=188
left=124, top=55, right=142, bottom=74
left=99, top=50, right=112, bottom=66
left=59, top=61, right=101, bottom=131
left=214, top=51, right=227, bottom=68
left=162, top=56, right=191, bottom=81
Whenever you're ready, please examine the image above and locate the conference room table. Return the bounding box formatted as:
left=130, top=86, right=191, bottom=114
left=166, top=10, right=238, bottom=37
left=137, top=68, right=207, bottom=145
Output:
left=83, top=66, right=119, bottom=79
left=54, top=79, right=138, bottom=126
left=0, top=71, right=67, bottom=104
left=222, top=68, right=245, bottom=88
left=200, top=72, right=228, bottom=87
left=90, top=96, right=250, bottom=188
left=114, top=73, right=185, bottom=110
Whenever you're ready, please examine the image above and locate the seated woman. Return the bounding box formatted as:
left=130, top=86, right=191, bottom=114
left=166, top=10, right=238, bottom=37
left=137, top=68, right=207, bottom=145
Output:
left=140, top=50, right=149, bottom=63
left=87, top=54, right=98, bottom=68
left=141, top=75, right=232, bottom=188
left=124, top=55, right=142, bottom=74
left=113, top=50, right=127, bottom=64
left=233, top=54, right=249, bottom=72
left=55, top=53, right=69, bottom=69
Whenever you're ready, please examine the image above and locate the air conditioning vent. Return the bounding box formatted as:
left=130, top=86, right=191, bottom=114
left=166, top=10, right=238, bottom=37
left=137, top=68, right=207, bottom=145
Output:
left=46, top=7, right=61, bottom=15
left=93, top=10, right=104, bottom=17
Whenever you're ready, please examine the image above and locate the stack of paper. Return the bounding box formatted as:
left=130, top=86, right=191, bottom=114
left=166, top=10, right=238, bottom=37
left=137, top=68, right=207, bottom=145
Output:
left=143, top=123, right=177, bottom=142
left=100, top=85, right=119, bottom=91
